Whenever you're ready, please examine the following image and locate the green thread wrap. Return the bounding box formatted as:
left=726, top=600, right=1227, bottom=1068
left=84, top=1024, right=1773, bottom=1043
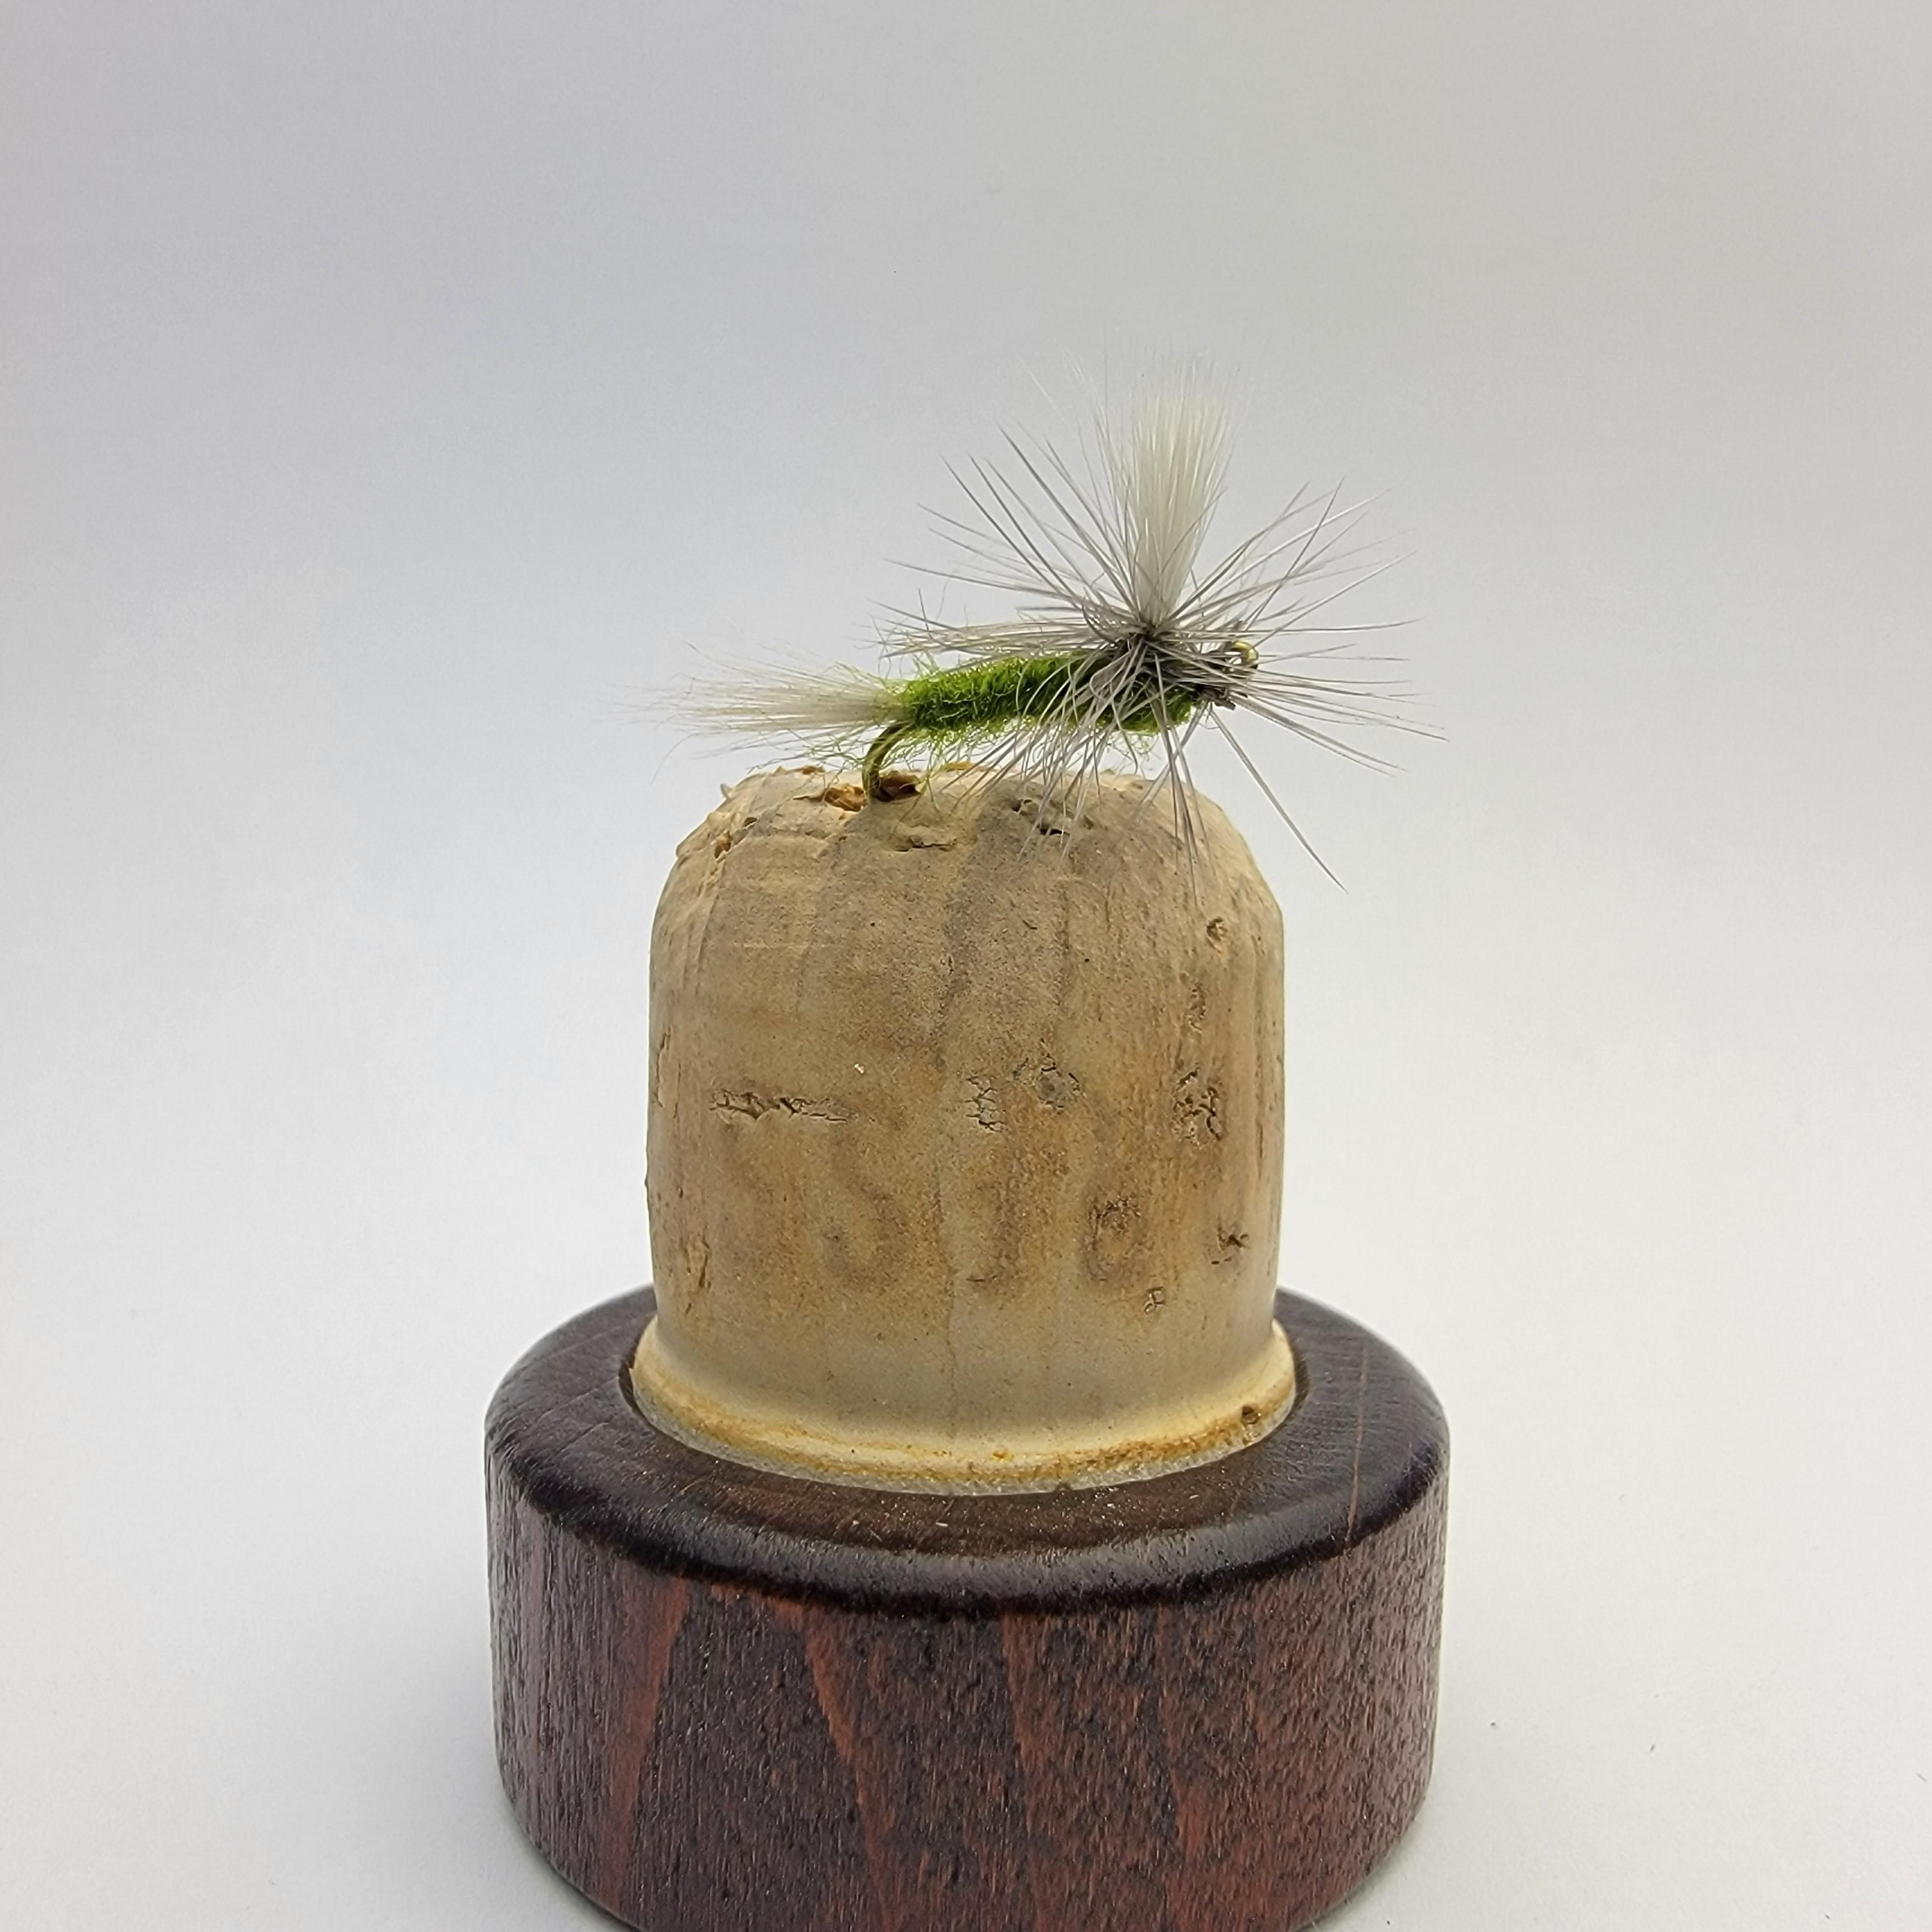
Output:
left=861, top=652, right=1201, bottom=801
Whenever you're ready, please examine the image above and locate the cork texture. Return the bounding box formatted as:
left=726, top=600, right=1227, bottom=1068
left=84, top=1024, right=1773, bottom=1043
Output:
left=635, top=766, right=1290, bottom=1488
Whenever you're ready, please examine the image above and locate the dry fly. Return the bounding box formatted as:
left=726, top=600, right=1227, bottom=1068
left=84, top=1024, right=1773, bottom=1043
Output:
left=683, top=379, right=1423, bottom=877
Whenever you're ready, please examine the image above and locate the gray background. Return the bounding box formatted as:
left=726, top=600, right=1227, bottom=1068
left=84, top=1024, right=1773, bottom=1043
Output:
left=5, top=1, right=1928, bottom=1925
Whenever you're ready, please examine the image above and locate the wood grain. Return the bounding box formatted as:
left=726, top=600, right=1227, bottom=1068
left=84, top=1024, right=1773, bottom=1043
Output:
left=488, top=1289, right=1448, bottom=1932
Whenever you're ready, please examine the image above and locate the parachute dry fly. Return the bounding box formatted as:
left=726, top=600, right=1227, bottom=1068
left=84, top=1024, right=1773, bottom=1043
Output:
left=683, top=380, right=1421, bottom=876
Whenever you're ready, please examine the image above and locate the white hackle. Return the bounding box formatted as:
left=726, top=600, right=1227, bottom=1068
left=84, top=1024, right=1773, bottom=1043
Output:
left=881, top=375, right=1419, bottom=875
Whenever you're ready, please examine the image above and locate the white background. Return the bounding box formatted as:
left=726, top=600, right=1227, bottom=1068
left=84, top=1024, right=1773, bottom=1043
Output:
left=5, top=2, right=1928, bottom=1925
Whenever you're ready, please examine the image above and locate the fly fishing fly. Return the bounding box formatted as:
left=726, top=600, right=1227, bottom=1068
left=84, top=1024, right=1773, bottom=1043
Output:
left=684, top=379, right=1421, bottom=874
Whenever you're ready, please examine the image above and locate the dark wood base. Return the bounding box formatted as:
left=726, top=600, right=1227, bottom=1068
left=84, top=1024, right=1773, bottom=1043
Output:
left=487, top=1290, right=1448, bottom=1932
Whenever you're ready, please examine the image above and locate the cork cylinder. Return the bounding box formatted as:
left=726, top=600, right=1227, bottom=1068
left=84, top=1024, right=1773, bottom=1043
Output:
left=632, top=765, right=1293, bottom=1490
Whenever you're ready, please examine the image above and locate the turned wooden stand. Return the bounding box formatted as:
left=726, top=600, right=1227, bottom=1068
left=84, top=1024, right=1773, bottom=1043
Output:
left=487, top=1286, right=1448, bottom=1932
